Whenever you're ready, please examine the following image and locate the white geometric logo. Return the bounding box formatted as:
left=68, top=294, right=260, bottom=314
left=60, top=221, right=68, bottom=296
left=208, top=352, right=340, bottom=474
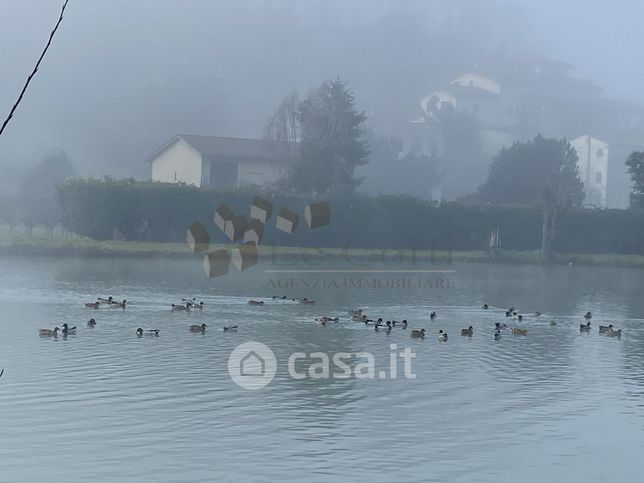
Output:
left=228, top=341, right=277, bottom=390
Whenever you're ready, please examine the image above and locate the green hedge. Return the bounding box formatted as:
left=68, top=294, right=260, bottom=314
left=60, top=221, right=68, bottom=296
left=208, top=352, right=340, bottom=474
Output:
left=56, top=178, right=644, bottom=254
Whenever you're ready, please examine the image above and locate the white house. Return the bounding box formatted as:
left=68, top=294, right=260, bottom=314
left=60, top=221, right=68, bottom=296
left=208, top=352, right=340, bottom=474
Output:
left=147, top=134, right=295, bottom=189
left=571, top=135, right=609, bottom=208
left=450, top=73, right=501, bottom=95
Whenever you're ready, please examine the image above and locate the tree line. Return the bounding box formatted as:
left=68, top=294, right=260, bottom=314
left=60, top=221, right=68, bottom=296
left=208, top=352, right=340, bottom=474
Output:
left=7, top=77, right=644, bottom=262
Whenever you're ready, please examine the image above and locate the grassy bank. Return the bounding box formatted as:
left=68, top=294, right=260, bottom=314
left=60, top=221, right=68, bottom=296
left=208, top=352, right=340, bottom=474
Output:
left=2, top=226, right=644, bottom=268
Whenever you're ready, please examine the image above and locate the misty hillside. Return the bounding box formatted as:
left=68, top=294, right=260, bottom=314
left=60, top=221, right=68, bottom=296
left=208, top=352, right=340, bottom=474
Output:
left=1, top=0, right=644, bottom=207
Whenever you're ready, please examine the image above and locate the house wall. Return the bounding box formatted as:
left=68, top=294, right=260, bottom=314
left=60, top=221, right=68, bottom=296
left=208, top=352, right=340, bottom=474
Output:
left=571, top=135, right=609, bottom=208
left=237, top=160, right=284, bottom=187
left=151, top=139, right=203, bottom=186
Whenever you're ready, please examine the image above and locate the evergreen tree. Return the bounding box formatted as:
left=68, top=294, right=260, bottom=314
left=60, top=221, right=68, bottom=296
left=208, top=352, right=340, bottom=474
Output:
left=625, top=151, right=644, bottom=208
left=286, top=78, right=368, bottom=194
left=19, top=149, right=75, bottom=199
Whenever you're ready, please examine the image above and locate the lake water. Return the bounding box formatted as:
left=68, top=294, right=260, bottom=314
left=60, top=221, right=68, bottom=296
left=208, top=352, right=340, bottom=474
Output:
left=1, top=255, right=643, bottom=482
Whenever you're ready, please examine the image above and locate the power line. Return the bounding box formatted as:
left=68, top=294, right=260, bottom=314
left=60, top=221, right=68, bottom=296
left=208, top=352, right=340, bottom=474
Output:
left=0, top=0, right=70, bottom=139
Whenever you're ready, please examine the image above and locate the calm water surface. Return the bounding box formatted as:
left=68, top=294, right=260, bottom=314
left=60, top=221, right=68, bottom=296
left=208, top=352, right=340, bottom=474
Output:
left=1, top=255, right=643, bottom=482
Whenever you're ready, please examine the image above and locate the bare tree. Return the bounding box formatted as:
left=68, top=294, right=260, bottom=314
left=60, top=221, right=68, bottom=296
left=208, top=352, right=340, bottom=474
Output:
left=263, top=92, right=300, bottom=151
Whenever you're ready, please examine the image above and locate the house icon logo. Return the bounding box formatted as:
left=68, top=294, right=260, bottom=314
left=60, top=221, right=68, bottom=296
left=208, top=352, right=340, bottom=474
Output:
left=228, top=341, right=277, bottom=390
left=240, top=351, right=265, bottom=377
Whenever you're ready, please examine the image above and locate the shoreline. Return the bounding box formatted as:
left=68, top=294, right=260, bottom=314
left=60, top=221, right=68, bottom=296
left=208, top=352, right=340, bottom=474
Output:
left=2, top=235, right=644, bottom=268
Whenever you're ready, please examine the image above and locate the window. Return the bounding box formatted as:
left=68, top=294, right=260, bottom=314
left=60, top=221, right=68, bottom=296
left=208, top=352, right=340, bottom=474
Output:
left=597, top=148, right=604, bottom=158
left=596, top=172, right=602, bottom=184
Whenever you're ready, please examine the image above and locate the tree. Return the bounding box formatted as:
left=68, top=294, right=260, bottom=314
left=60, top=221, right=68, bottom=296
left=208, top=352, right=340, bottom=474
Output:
left=284, top=78, right=369, bottom=195
left=263, top=92, right=300, bottom=151
left=360, top=134, right=443, bottom=199
left=430, top=104, right=484, bottom=199
left=625, top=151, right=644, bottom=208
left=478, top=135, right=584, bottom=262
left=479, top=135, right=583, bottom=206
left=19, top=149, right=75, bottom=199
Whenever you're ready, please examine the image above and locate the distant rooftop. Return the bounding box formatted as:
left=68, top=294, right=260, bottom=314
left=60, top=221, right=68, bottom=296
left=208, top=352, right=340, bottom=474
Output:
left=146, top=134, right=296, bottom=162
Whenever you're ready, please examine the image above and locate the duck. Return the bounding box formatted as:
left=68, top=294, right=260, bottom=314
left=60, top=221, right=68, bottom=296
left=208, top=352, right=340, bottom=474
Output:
left=535, top=312, right=542, bottom=317
left=549, top=320, right=557, bottom=326
left=375, top=321, right=392, bottom=332
left=61, top=323, right=77, bottom=336
left=505, top=310, right=511, bottom=318
left=511, top=327, right=528, bottom=336
left=584, top=311, right=592, bottom=320
left=84, top=301, right=99, bottom=309
left=248, top=300, right=265, bottom=306
left=98, top=296, right=114, bottom=304
left=598, top=324, right=614, bottom=334
left=495, top=322, right=509, bottom=331
left=430, top=311, right=437, bottom=321
left=392, top=319, right=408, bottom=329
left=437, top=330, right=448, bottom=342
left=87, top=318, right=97, bottom=328
left=410, top=328, right=426, bottom=339
left=272, top=295, right=288, bottom=300
left=191, top=301, right=204, bottom=310
left=171, top=303, right=190, bottom=311
left=579, top=321, right=591, bottom=332
left=350, top=309, right=363, bottom=317
left=182, top=297, right=197, bottom=306
left=223, top=325, right=238, bottom=332
left=482, top=304, right=489, bottom=310
left=606, top=327, right=622, bottom=337
left=112, top=299, right=126, bottom=309
left=316, top=316, right=340, bottom=325
left=352, top=314, right=365, bottom=321
left=39, top=327, right=59, bottom=337
left=494, top=330, right=502, bottom=340
left=294, top=297, right=315, bottom=305
left=189, top=323, right=207, bottom=333
left=136, top=328, right=159, bottom=337
left=461, top=326, right=474, bottom=336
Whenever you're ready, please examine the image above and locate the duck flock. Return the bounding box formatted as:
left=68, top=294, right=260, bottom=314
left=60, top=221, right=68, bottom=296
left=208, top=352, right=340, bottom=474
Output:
left=318, top=305, right=623, bottom=341
left=36, top=296, right=624, bottom=343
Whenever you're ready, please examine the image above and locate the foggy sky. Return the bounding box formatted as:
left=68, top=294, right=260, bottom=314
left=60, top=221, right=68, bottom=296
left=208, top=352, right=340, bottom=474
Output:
left=1, top=0, right=642, bottom=190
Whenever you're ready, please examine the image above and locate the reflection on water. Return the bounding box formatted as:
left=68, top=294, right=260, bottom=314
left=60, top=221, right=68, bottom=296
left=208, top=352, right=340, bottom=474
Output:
left=1, top=256, right=643, bottom=481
